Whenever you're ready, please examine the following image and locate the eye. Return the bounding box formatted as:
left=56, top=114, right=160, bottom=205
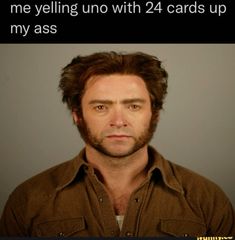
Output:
left=94, top=105, right=107, bottom=112
left=128, top=104, right=141, bottom=111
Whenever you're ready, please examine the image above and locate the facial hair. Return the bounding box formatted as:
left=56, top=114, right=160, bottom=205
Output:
left=76, top=114, right=158, bottom=158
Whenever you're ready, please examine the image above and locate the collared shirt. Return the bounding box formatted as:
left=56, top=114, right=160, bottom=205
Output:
left=0, top=146, right=234, bottom=237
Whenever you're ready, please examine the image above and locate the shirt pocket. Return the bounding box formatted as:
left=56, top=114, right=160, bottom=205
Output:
left=36, top=217, right=86, bottom=237
left=160, top=219, right=207, bottom=237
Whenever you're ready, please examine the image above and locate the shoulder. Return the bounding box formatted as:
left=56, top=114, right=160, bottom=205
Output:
left=150, top=146, right=228, bottom=202
left=7, top=156, right=79, bottom=209
left=149, top=145, right=235, bottom=235
left=0, top=153, right=86, bottom=235
left=167, top=160, right=233, bottom=215
left=169, top=161, right=226, bottom=197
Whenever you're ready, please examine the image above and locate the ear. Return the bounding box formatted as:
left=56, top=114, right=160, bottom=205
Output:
left=72, top=110, right=80, bottom=125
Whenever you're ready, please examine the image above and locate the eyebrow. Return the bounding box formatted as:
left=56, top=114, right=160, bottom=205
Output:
left=88, top=98, right=147, bottom=105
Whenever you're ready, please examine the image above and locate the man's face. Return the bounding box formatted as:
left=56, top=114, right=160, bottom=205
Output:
left=75, top=74, right=157, bottom=158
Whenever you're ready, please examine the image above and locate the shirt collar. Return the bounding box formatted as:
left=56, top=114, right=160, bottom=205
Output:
left=56, top=146, right=184, bottom=195
left=55, top=149, right=88, bottom=191
left=147, top=146, right=184, bottom=194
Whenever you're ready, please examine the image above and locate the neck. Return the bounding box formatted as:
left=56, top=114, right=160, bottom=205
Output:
left=85, top=145, right=149, bottom=190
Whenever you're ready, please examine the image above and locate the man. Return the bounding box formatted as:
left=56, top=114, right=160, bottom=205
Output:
left=0, top=51, right=234, bottom=237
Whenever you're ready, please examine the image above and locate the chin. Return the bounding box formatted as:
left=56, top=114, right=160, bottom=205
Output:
left=99, top=145, right=140, bottom=158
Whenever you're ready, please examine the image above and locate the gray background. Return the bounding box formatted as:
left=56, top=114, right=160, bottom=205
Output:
left=0, top=44, right=234, bottom=215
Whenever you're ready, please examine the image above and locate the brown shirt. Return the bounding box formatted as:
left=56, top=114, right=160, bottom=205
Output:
left=0, top=146, right=234, bottom=237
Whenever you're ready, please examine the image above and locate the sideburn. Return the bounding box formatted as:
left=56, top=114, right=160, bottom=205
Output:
left=76, top=110, right=159, bottom=146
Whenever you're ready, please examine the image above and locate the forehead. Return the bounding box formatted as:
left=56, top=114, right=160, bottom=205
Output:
left=83, top=74, right=150, bottom=100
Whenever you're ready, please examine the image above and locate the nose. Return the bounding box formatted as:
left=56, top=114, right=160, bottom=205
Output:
left=110, top=108, right=127, bottom=128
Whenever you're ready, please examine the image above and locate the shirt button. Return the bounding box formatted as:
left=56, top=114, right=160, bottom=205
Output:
left=57, top=232, right=65, bottom=237
left=99, top=197, right=103, bottom=202
left=125, top=232, right=133, bottom=237
left=134, top=198, right=140, bottom=202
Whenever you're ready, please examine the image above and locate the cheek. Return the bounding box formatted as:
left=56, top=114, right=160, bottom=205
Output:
left=83, top=113, right=107, bottom=132
left=136, top=111, right=152, bottom=125
left=128, top=116, right=151, bottom=134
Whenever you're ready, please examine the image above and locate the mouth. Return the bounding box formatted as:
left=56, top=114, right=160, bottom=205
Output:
left=106, top=135, right=131, bottom=139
